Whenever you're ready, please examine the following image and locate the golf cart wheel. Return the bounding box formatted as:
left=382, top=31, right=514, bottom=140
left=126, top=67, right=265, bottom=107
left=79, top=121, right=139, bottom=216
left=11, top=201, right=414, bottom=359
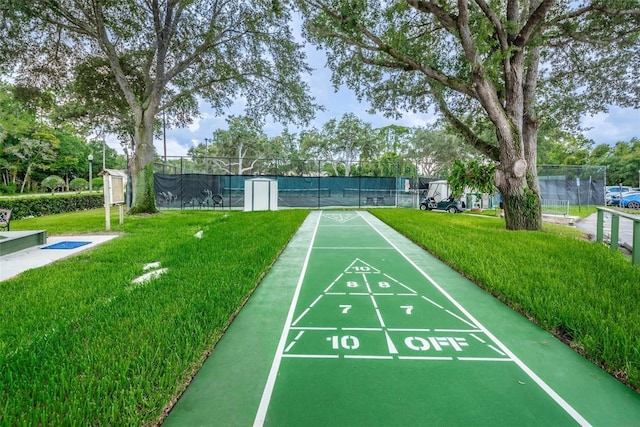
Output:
left=447, top=206, right=457, bottom=213
left=627, top=201, right=640, bottom=209
left=420, top=204, right=427, bottom=210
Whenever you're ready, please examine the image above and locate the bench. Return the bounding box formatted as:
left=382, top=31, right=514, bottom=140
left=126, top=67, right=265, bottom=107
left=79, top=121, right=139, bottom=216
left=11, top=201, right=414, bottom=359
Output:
left=0, top=209, right=11, bottom=231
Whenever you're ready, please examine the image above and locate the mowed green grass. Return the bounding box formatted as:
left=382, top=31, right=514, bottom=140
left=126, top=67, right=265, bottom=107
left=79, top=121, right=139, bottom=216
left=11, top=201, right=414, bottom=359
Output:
left=371, top=209, right=640, bottom=391
left=1, top=209, right=309, bottom=426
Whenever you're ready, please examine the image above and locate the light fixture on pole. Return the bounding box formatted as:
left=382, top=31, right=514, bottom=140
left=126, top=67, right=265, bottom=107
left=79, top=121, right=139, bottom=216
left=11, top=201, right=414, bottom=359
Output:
left=88, top=154, right=93, bottom=192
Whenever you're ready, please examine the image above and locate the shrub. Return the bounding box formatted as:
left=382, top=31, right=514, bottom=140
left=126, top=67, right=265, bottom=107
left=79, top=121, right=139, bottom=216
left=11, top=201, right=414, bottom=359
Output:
left=0, top=182, right=17, bottom=195
left=0, top=194, right=104, bottom=219
left=92, top=177, right=104, bottom=190
left=41, top=175, right=65, bottom=193
left=70, top=178, right=88, bottom=192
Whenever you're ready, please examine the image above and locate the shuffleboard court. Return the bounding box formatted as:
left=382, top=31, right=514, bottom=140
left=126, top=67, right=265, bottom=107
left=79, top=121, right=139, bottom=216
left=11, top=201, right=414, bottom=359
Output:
left=165, top=211, right=640, bottom=426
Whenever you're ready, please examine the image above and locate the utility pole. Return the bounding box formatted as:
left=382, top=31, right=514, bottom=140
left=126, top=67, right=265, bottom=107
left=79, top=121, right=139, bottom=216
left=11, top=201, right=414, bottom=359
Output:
left=163, top=109, right=167, bottom=163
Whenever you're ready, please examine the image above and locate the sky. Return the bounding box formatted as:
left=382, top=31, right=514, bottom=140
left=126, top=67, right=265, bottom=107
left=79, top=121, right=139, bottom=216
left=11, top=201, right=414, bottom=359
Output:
left=107, top=21, right=639, bottom=158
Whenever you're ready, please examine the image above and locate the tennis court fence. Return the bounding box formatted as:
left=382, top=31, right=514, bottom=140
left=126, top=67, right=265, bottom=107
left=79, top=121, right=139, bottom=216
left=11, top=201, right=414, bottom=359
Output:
left=154, top=173, right=420, bottom=209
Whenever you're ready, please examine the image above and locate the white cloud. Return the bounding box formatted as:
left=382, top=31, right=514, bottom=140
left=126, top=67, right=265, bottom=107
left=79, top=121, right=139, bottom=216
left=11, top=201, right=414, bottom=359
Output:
left=581, top=107, right=640, bottom=145
left=154, top=136, right=192, bottom=158
left=187, top=116, right=202, bottom=132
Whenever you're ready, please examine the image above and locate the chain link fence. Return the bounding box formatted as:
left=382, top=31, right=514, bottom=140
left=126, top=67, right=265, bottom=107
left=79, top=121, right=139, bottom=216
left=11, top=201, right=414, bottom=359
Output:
left=538, top=165, right=606, bottom=212
left=153, top=156, right=426, bottom=209
left=152, top=157, right=606, bottom=211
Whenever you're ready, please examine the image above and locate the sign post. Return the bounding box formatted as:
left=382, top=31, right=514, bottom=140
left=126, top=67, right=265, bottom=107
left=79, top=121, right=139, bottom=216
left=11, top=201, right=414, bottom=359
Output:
left=101, top=170, right=127, bottom=231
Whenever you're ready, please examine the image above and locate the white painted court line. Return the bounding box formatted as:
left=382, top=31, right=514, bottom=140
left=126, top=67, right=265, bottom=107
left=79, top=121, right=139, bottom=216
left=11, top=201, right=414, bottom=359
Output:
left=323, top=273, right=344, bottom=293
left=314, top=247, right=392, bottom=250
left=284, top=342, right=297, bottom=352
left=421, top=295, right=444, bottom=309
left=445, top=310, right=478, bottom=328
left=363, top=274, right=373, bottom=293
left=309, top=295, right=323, bottom=307
left=385, top=330, right=399, bottom=354
left=469, top=333, right=486, bottom=343
left=382, top=273, right=418, bottom=294
left=488, top=345, right=507, bottom=356
left=399, top=356, right=453, bottom=361
left=291, top=308, right=310, bottom=326
left=282, top=354, right=339, bottom=359
left=345, top=355, right=393, bottom=360
left=358, top=211, right=592, bottom=427
left=253, top=212, right=322, bottom=427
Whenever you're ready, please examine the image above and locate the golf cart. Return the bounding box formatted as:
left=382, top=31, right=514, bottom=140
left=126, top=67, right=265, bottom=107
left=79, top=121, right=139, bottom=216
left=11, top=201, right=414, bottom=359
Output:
left=419, top=180, right=464, bottom=213
left=420, top=195, right=464, bottom=213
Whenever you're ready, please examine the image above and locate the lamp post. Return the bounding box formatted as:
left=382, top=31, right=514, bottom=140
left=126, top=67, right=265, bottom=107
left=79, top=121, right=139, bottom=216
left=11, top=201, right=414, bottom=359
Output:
left=88, top=154, right=93, bottom=192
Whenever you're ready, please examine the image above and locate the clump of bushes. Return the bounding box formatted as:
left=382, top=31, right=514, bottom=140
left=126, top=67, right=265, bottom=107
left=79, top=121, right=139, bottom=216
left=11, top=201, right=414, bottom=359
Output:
left=69, top=178, right=88, bottom=192
left=41, top=175, right=65, bottom=193
left=0, top=194, right=103, bottom=219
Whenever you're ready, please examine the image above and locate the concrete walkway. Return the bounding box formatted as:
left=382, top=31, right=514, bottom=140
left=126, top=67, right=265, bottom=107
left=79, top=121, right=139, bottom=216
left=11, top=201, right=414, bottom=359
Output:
left=576, top=212, right=635, bottom=248
left=0, top=234, right=120, bottom=281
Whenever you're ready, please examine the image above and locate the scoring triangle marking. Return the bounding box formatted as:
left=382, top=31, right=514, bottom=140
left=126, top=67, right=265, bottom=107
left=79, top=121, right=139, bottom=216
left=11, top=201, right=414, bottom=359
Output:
left=344, top=258, right=380, bottom=274
left=324, top=213, right=359, bottom=223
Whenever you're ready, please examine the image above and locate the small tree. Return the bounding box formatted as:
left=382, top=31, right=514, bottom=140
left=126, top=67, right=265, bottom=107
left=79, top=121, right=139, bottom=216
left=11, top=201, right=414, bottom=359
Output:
left=69, top=177, right=88, bottom=192
left=92, top=177, right=104, bottom=190
left=41, top=175, right=64, bottom=193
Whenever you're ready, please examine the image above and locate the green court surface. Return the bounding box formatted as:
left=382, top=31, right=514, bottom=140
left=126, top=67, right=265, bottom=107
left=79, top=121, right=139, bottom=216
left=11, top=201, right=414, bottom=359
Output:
left=164, top=211, right=640, bottom=426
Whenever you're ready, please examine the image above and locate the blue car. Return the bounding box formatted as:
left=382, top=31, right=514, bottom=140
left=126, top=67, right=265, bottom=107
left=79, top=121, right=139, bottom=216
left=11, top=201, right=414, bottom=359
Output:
left=619, top=192, right=640, bottom=209
left=605, top=186, right=633, bottom=205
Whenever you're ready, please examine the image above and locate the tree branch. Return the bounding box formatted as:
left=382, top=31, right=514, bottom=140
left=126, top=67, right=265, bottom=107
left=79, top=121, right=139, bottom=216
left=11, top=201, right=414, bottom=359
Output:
left=474, top=0, right=509, bottom=53
left=406, top=0, right=458, bottom=35
left=308, top=0, right=477, bottom=98
left=431, top=83, right=500, bottom=161
left=514, top=0, right=554, bottom=48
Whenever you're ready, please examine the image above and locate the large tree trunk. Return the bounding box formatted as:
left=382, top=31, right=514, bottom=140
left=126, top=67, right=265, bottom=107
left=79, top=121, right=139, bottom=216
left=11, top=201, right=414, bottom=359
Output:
left=494, top=146, right=541, bottom=231
left=494, top=125, right=542, bottom=231
left=129, top=107, right=159, bottom=214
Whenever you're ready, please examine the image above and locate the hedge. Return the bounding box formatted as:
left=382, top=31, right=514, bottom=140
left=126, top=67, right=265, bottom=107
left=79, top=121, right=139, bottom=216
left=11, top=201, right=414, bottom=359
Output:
left=0, top=194, right=104, bottom=220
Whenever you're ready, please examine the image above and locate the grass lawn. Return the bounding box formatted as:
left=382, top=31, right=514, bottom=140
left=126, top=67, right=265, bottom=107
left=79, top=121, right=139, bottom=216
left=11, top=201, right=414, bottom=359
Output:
left=1, top=208, right=309, bottom=425
left=371, top=209, right=640, bottom=392
left=475, top=205, right=598, bottom=218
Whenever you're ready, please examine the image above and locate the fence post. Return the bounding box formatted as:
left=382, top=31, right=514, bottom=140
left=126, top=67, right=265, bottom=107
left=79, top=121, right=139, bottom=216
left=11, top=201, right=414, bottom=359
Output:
left=317, top=160, right=321, bottom=209
left=358, top=173, right=362, bottom=209
left=633, top=221, right=640, bottom=266
left=596, top=209, right=604, bottom=243
left=611, top=215, right=620, bottom=251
